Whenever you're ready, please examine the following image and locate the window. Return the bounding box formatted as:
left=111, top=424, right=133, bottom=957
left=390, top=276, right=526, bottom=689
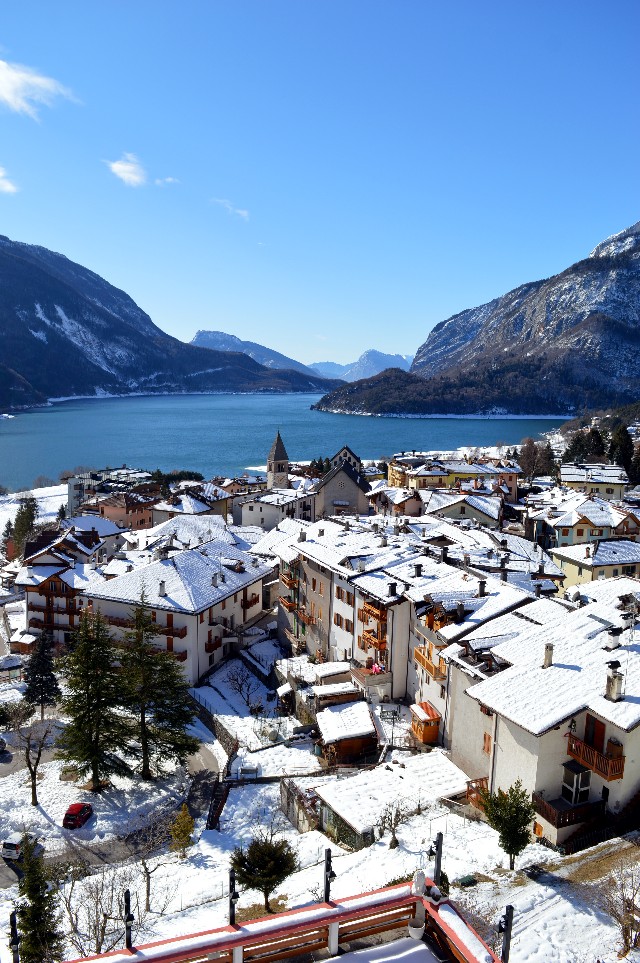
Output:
left=561, top=763, right=590, bottom=804
left=483, top=732, right=492, bottom=754
left=318, top=582, right=324, bottom=596
left=336, top=586, right=344, bottom=601
left=440, top=685, right=446, bottom=699
left=606, top=488, right=614, bottom=494
left=577, top=529, right=584, bottom=536
left=334, top=613, right=344, bottom=628
left=346, top=591, right=354, bottom=606
left=199, top=612, right=204, bottom=623
left=345, top=619, right=353, bottom=633
left=312, top=578, right=317, bottom=592
left=248, top=505, right=254, bottom=511
left=459, top=507, right=466, bottom=515
left=561, top=528, right=569, bottom=536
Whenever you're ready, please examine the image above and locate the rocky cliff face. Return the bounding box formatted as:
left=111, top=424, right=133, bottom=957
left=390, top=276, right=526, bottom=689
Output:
left=0, top=237, right=339, bottom=408
left=314, top=221, right=640, bottom=416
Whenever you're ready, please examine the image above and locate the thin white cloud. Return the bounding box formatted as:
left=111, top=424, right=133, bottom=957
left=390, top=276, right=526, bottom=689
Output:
left=0, top=58, right=74, bottom=119
left=107, top=153, right=146, bottom=187
left=0, top=166, right=18, bottom=193
left=211, top=197, right=249, bottom=221
left=154, top=176, right=179, bottom=187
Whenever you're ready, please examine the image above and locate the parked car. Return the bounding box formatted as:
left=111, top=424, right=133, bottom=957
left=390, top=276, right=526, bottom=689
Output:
left=0, top=737, right=7, bottom=753
left=1, top=832, right=40, bottom=861
left=62, top=803, right=93, bottom=829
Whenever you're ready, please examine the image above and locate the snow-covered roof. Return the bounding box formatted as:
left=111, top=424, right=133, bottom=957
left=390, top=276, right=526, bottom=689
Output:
left=551, top=539, right=640, bottom=567
left=64, top=514, right=123, bottom=537
left=316, top=701, right=377, bottom=744
left=83, top=540, right=272, bottom=614
left=313, top=750, right=468, bottom=833
left=312, top=682, right=359, bottom=698
left=467, top=577, right=640, bottom=734
left=314, top=660, right=351, bottom=681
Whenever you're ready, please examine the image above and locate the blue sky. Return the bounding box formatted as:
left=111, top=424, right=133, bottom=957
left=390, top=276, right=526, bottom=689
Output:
left=0, top=1, right=638, bottom=365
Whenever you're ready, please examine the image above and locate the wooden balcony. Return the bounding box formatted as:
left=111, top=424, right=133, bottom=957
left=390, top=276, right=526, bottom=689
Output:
left=567, top=734, right=625, bottom=781
left=171, top=650, right=188, bottom=662
left=466, top=776, right=488, bottom=810
left=414, top=646, right=446, bottom=681
left=297, top=609, right=317, bottom=626
left=242, top=593, right=260, bottom=611
left=103, top=614, right=135, bottom=629
left=362, top=628, right=387, bottom=650
left=351, top=665, right=392, bottom=689
left=281, top=573, right=298, bottom=589
left=532, top=792, right=606, bottom=829
left=361, top=600, right=387, bottom=623
left=155, top=624, right=188, bottom=639
left=279, top=596, right=297, bottom=612
left=205, top=639, right=222, bottom=654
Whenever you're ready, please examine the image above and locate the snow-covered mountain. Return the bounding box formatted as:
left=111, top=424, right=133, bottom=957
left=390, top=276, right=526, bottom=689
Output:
left=314, top=221, right=640, bottom=416
left=311, top=350, right=413, bottom=382
left=190, top=330, right=319, bottom=377
left=0, top=237, right=340, bottom=408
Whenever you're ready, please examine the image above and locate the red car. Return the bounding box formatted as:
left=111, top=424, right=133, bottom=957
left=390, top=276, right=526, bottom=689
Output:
left=63, top=803, right=93, bottom=829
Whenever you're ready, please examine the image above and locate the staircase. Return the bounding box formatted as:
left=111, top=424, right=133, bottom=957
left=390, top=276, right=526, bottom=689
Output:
left=563, top=790, right=640, bottom=854
left=206, top=777, right=230, bottom=830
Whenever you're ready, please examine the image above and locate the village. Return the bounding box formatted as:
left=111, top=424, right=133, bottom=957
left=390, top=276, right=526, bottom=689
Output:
left=1, top=427, right=640, bottom=962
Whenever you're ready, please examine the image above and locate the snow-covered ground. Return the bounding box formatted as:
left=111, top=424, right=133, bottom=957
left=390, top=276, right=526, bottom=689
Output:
left=0, top=484, right=67, bottom=536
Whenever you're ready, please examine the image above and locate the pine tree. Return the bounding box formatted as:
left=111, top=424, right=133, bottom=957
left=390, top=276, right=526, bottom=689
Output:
left=16, top=835, right=64, bottom=963
left=609, top=425, right=634, bottom=475
left=23, top=633, right=61, bottom=721
left=169, top=803, right=195, bottom=858
left=56, top=610, right=132, bottom=791
left=231, top=834, right=299, bottom=912
left=121, top=598, right=199, bottom=780
left=630, top=445, right=640, bottom=488
left=480, top=779, right=535, bottom=870
left=56, top=503, right=67, bottom=523
left=13, top=495, right=38, bottom=556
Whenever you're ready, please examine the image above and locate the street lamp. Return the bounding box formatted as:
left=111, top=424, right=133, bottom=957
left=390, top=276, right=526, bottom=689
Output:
left=124, top=889, right=135, bottom=951
left=229, top=868, right=240, bottom=926
left=498, top=904, right=514, bottom=962
left=324, top=848, right=337, bottom=903
left=9, top=911, right=19, bottom=963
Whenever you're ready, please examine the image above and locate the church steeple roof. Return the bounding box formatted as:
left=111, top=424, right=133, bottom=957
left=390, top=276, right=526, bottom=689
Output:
left=268, top=431, right=288, bottom=463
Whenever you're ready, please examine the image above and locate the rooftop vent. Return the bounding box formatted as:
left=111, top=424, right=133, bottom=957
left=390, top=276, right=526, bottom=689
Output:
left=318, top=528, right=324, bottom=537
left=603, top=626, right=623, bottom=651
left=543, top=643, right=553, bottom=669
left=478, top=579, right=486, bottom=598
left=298, top=531, right=307, bottom=542
left=441, top=546, right=448, bottom=563
left=158, top=580, right=166, bottom=597
left=605, top=662, right=624, bottom=702
left=414, top=563, right=423, bottom=578
left=456, top=601, right=465, bottom=622
left=212, top=573, right=218, bottom=587
left=388, top=582, right=397, bottom=597
left=380, top=536, right=388, bottom=547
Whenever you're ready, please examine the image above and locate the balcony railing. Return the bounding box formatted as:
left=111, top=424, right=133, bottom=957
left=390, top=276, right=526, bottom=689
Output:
left=205, top=639, right=222, bottom=654
left=466, top=777, right=488, bottom=810
left=242, top=593, right=260, bottom=611
left=155, top=625, right=188, bottom=639
left=171, top=650, right=188, bottom=662
left=361, top=601, right=387, bottom=623
left=279, top=596, right=296, bottom=612
left=362, top=628, right=387, bottom=650
left=532, top=792, right=606, bottom=829
left=281, top=573, right=298, bottom=589
left=567, top=734, right=625, bottom=781
left=103, top=614, right=135, bottom=629
left=414, top=646, right=446, bottom=681
left=297, top=609, right=317, bottom=626
left=351, top=665, right=392, bottom=688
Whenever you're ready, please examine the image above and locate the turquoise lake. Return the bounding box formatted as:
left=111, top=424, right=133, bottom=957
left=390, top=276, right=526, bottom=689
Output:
left=0, top=394, right=566, bottom=492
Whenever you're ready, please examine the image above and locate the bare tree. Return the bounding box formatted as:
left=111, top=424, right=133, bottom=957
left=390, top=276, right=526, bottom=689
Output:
left=123, top=815, right=173, bottom=913
left=54, top=860, right=154, bottom=956
left=226, top=664, right=260, bottom=709
left=377, top=799, right=413, bottom=849
left=10, top=704, right=58, bottom=806
left=591, top=856, right=640, bottom=955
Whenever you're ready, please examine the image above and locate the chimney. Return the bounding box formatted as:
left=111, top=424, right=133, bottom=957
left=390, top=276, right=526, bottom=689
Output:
left=543, top=643, right=553, bottom=668
left=501, top=538, right=507, bottom=549
left=414, top=563, right=423, bottom=578
left=388, top=582, right=397, bottom=596
left=606, top=663, right=624, bottom=702
left=463, top=553, right=470, bottom=567
left=158, top=580, right=166, bottom=597
left=212, top=573, right=218, bottom=587
left=585, top=545, right=591, bottom=559
left=126, top=563, right=133, bottom=573
left=535, top=582, right=542, bottom=598
left=380, top=536, right=388, bottom=547
left=298, top=531, right=306, bottom=542
left=441, top=546, right=448, bottom=563
left=358, top=559, right=365, bottom=573
left=345, top=521, right=350, bottom=531
left=318, top=528, right=324, bottom=537
left=501, top=568, right=508, bottom=582
left=538, top=562, right=545, bottom=575
left=456, top=601, right=465, bottom=622
left=478, top=579, right=486, bottom=598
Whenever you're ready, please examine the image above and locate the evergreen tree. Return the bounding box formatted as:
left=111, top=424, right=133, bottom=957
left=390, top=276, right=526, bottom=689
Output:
left=630, top=445, right=640, bottom=488
left=12, top=495, right=38, bottom=556
left=56, top=610, right=132, bottom=791
left=169, top=803, right=195, bottom=858
left=231, top=834, right=299, bottom=912
left=16, top=835, right=64, bottom=963
left=584, top=427, right=606, bottom=460
left=480, top=779, right=535, bottom=870
left=609, top=425, right=634, bottom=475
left=121, top=598, right=199, bottom=780
left=23, top=633, right=61, bottom=721
left=56, top=503, right=67, bottom=523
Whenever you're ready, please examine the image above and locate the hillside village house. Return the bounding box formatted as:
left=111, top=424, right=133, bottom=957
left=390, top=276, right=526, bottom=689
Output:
left=458, top=578, right=640, bottom=848
left=417, top=491, right=503, bottom=529
left=67, top=467, right=152, bottom=515
left=83, top=489, right=161, bottom=530
left=550, top=540, right=640, bottom=587
left=152, top=483, right=230, bottom=526
left=388, top=454, right=521, bottom=502
left=82, top=541, right=273, bottom=685
left=314, top=460, right=371, bottom=518
left=526, top=491, right=640, bottom=549
left=367, top=485, right=423, bottom=517
left=560, top=463, right=629, bottom=500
